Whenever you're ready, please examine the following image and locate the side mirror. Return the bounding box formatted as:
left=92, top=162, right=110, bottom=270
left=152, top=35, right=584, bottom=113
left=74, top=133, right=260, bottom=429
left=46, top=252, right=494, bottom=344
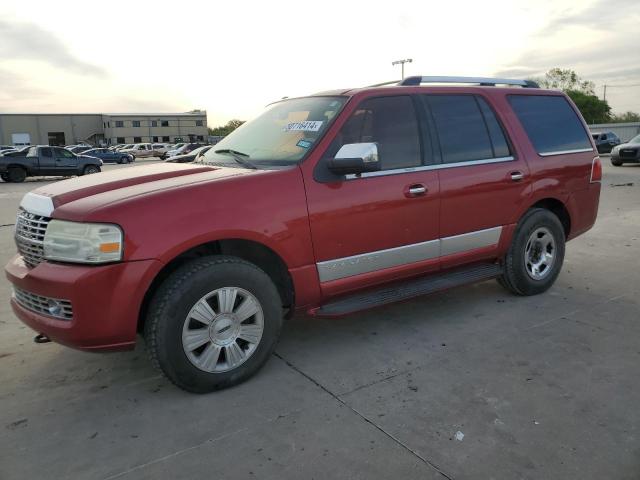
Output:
left=328, top=142, right=380, bottom=175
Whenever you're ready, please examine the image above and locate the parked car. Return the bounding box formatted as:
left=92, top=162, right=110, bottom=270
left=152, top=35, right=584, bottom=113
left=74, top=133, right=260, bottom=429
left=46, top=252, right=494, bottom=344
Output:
left=162, top=143, right=186, bottom=158
left=591, top=131, right=621, bottom=153
left=115, top=144, right=134, bottom=151
left=151, top=143, right=171, bottom=156
left=0, top=145, right=102, bottom=182
left=1, top=146, right=33, bottom=157
left=120, top=143, right=158, bottom=159
left=5, top=76, right=601, bottom=392
left=163, top=143, right=204, bottom=159
left=610, top=134, right=640, bottom=166
left=165, top=145, right=212, bottom=163
left=67, top=145, right=94, bottom=154
left=84, top=148, right=134, bottom=164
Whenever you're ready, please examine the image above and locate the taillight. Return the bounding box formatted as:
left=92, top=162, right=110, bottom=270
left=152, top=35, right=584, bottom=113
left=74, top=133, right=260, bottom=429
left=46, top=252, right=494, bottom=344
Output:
left=590, top=156, right=602, bottom=183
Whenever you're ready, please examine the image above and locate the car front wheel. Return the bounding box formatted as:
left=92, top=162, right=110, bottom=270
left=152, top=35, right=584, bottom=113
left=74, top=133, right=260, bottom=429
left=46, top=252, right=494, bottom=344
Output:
left=611, top=159, right=623, bottom=166
left=498, top=208, right=566, bottom=296
left=82, top=165, right=100, bottom=175
left=144, top=256, right=283, bottom=393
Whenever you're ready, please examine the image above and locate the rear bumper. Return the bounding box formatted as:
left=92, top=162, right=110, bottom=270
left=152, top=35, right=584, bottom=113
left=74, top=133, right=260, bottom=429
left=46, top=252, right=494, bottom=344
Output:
left=5, top=255, right=162, bottom=351
left=566, top=183, right=601, bottom=240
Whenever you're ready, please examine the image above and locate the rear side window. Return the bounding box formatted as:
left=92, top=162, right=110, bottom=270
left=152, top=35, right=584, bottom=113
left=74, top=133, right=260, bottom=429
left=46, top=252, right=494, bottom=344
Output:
left=425, top=95, right=510, bottom=164
left=41, top=148, right=52, bottom=157
left=508, top=95, right=592, bottom=155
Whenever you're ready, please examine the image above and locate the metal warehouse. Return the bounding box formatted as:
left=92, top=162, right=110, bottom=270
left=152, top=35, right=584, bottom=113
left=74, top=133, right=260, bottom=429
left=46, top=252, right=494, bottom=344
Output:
left=0, top=111, right=208, bottom=146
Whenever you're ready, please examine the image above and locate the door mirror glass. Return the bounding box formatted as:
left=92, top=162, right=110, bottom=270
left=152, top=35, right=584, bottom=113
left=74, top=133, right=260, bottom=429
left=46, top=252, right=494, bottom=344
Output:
left=328, top=142, right=380, bottom=175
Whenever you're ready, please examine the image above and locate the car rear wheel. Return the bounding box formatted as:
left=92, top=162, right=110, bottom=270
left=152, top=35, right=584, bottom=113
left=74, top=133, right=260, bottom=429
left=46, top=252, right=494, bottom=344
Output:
left=144, top=256, right=283, bottom=393
left=498, top=208, right=565, bottom=296
left=7, top=166, right=26, bottom=183
left=82, top=165, right=100, bottom=175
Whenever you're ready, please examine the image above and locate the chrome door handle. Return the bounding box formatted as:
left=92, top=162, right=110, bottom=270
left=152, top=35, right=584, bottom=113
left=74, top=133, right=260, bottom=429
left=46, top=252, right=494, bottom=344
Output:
left=510, top=172, right=524, bottom=181
left=408, top=185, right=427, bottom=196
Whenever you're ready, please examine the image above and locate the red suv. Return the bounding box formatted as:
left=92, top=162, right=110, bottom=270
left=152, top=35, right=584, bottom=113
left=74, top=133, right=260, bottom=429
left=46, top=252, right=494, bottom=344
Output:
left=6, top=76, right=601, bottom=392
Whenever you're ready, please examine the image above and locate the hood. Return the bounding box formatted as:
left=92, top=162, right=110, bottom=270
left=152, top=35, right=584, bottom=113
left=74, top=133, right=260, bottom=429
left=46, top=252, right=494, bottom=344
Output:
left=22, top=163, right=253, bottom=215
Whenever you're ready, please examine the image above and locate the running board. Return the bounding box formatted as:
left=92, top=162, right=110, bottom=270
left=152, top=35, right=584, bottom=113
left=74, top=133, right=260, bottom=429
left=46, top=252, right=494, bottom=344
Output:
left=313, top=263, right=502, bottom=317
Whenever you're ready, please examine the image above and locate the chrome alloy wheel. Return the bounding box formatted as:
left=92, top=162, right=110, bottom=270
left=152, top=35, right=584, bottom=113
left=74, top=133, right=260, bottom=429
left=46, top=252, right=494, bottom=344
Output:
left=524, top=227, right=556, bottom=280
left=181, top=287, right=264, bottom=373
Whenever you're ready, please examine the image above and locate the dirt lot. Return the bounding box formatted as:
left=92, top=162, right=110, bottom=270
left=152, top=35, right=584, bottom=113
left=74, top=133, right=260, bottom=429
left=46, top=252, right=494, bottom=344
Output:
left=0, top=160, right=639, bottom=480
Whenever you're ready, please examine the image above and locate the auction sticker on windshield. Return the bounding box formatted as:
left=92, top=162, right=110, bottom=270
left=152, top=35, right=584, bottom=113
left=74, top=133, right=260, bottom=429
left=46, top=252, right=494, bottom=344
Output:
left=283, top=121, right=323, bottom=132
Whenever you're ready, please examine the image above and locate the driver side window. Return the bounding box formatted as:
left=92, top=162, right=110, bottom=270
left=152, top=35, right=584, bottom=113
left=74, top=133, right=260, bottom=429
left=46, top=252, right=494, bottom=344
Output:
left=327, top=96, right=422, bottom=171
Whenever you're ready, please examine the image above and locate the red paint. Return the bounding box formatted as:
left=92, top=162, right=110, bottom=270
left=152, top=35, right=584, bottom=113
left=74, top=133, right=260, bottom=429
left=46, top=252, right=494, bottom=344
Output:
left=5, top=86, right=601, bottom=351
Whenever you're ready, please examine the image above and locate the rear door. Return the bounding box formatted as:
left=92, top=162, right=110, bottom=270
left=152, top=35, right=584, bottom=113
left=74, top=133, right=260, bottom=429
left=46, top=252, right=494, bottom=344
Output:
left=36, top=147, right=56, bottom=174
left=422, top=93, right=531, bottom=269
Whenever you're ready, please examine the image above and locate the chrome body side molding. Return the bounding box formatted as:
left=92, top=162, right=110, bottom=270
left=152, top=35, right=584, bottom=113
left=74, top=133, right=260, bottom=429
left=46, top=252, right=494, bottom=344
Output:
left=317, top=226, right=503, bottom=282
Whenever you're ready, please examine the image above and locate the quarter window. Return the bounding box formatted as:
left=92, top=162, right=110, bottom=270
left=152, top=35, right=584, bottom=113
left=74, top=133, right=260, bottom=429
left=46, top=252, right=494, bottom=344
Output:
left=329, top=96, right=421, bottom=170
left=425, top=95, right=502, bottom=163
left=508, top=95, right=592, bottom=155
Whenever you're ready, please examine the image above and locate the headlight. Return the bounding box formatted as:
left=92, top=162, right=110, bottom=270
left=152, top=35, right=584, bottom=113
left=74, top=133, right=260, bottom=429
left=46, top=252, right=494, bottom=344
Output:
left=43, top=220, right=123, bottom=264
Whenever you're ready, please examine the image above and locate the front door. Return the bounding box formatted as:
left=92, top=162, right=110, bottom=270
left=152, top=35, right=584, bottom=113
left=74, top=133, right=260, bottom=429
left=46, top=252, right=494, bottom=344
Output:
left=52, top=147, right=78, bottom=173
left=421, top=93, right=531, bottom=270
left=304, top=94, right=441, bottom=297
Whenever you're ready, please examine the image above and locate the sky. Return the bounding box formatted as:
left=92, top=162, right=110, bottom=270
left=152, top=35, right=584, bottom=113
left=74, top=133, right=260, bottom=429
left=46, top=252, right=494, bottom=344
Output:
left=1, top=0, right=639, bottom=126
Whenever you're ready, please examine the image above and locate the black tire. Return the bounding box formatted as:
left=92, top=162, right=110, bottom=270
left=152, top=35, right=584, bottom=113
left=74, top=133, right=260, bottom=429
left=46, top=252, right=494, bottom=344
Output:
left=8, top=166, right=26, bottom=183
left=117, top=157, right=123, bottom=164
left=0, top=173, right=10, bottom=182
left=144, top=255, right=283, bottom=393
left=498, top=208, right=566, bottom=296
left=611, top=159, right=623, bottom=167
left=82, top=165, right=100, bottom=175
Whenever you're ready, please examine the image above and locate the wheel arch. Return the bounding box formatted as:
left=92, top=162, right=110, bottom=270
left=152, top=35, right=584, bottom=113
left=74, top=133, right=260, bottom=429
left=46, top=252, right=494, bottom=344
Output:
left=137, top=238, right=295, bottom=333
left=525, top=197, right=571, bottom=239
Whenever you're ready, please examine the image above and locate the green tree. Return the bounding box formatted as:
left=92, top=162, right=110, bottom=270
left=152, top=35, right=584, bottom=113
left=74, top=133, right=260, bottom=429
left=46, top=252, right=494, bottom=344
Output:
left=208, top=119, right=245, bottom=136
left=610, top=111, right=640, bottom=123
left=565, top=90, right=611, bottom=124
left=531, top=68, right=595, bottom=95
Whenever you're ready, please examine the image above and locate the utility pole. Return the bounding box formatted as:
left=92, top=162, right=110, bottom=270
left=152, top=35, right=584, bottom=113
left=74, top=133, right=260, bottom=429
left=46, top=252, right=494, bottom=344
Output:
left=603, top=84, right=607, bottom=102
left=392, top=58, right=412, bottom=79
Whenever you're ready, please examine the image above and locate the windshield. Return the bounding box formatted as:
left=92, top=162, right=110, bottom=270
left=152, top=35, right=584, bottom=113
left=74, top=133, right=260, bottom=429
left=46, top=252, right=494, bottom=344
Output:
left=628, top=134, right=640, bottom=144
left=200, top=96, right=347, bottom=167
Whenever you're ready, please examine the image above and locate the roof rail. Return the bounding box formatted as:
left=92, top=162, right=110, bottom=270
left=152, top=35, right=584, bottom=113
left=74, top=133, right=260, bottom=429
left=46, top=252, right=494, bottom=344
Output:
left=398, top=76, right=539, bottom=88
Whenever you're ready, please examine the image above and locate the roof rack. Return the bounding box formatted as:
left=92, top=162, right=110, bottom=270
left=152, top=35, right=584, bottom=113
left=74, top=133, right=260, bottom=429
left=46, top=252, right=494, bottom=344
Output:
left=369, top=76, right=539, bottom=88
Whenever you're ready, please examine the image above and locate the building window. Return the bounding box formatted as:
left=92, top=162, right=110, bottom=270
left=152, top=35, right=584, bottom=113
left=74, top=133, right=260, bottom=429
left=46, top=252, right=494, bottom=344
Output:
left=117, top=137, right=125, bottom=143
left=107, top=122, right=110, bottom=128
left=162, top=136, right=170, bottom=142
left=196, top=120, right=203, bottom=127
left=115, top=120, right=124, bottom=128
left=152, top=136, right=159, bottom=142
left=132, top=120, right=141, bottom=127
left=196, top=135, right=204, bottom=141
left=151, top=120, right=158, bottom=127
left=161, top=120, right=169, bottom=127
left=133, top=136, right=142, bottom=143
left=103, top=122, right=106, bottom=128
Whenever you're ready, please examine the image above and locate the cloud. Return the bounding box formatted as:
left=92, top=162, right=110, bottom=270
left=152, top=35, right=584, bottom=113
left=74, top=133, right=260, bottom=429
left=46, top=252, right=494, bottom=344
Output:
left=538, top=0, right=639, bottom=36
left=0, top=68, right=45, bottom=100
left=0, top=19, right=106, bottom=76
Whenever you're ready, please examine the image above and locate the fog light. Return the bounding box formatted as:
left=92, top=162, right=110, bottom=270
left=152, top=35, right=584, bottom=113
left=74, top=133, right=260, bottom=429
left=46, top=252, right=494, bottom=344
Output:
left=47, top=299, right=62, bottom=317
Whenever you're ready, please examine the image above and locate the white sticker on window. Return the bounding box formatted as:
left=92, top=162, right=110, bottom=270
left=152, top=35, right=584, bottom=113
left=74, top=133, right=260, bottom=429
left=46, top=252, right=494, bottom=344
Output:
left=283, top=121, right=323, bottom=132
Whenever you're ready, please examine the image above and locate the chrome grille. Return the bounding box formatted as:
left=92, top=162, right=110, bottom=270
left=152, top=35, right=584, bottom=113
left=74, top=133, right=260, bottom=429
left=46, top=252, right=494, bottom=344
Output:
left=13, top=287, right=73, bottom=320
left=15, top=208, right=50, bottom=268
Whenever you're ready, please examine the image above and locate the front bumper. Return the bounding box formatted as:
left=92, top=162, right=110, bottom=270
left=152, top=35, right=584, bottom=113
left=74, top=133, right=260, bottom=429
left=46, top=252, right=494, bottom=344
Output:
left=5, top=254, right=162, bottom=351
left=612, top=149, right=640, bottom=162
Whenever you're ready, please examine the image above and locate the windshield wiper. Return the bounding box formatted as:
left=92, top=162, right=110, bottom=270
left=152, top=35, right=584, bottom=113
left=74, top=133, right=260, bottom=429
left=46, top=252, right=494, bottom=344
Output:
left=214, top=149, right=257, bottom=169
